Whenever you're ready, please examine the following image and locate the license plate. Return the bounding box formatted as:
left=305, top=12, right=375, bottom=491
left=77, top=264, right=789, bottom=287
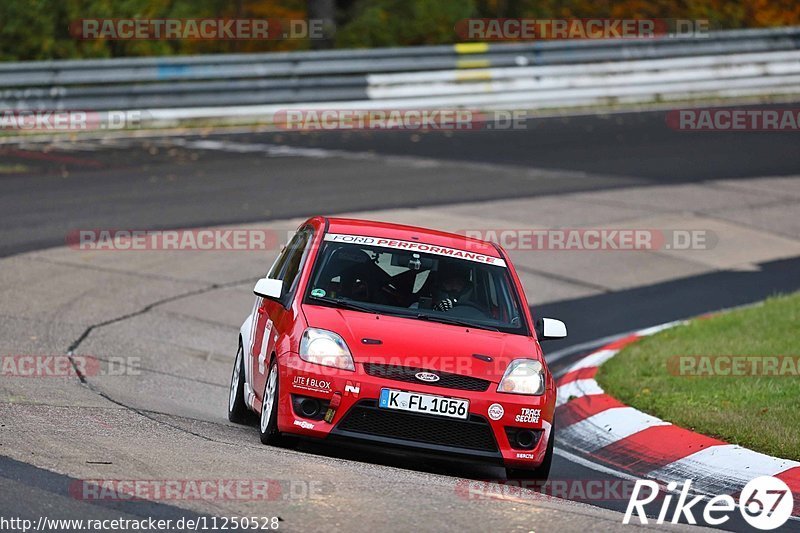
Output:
left=378, top=388, right=469, bottom=419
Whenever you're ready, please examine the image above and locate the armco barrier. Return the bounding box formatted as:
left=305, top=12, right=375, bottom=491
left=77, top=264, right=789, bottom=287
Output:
left=0, top=26, right=798, bottom=125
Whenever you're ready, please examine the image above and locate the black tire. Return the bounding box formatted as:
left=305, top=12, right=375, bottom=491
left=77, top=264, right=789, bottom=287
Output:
left=227, top=343, right=251, bottom=424
left=258, top=359, right=281, bottom=444
left=505, top=424, right=555, bottom=481
left=257, top=359, right=297, bottom=448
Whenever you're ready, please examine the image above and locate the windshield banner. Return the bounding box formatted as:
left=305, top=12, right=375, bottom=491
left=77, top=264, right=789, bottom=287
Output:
left=324, top=233, right=507, bottom=267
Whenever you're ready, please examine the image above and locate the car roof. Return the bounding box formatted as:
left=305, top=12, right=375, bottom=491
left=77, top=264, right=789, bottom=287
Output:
left=323, top=217, right=502, bottom=259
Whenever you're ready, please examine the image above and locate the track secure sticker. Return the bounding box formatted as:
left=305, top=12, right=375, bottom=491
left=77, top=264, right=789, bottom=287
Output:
left=488, top=403, right=504, bottom=420
left=515, top=408, right=541, bottom=424
left=311, top=288, right=326, bottom=297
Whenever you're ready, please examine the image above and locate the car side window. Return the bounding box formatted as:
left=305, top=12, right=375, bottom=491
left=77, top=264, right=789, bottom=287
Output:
left=268, top=228, right=313, bottom=303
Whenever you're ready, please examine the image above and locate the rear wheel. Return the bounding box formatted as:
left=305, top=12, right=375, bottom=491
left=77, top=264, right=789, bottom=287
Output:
left=505, top=425, right=554, bottom=481
left=228, top=343, right=250, bottom=423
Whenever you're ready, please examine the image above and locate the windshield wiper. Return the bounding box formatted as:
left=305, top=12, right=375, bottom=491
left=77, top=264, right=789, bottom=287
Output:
left=415, top=313, right=499, bottom=332
left=310, top=295, right=379, bottom=314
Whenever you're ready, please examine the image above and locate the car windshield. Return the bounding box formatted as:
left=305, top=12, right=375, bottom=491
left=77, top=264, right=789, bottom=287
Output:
left=304, top=237, right=528, bottom=335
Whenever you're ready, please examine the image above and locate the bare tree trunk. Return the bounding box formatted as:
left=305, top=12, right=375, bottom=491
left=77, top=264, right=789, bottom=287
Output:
left=307, top=0, right=336, bottom=49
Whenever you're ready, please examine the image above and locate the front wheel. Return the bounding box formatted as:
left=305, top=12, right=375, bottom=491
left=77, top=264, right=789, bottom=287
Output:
left=505, top=424, right=554, bottom=481
left=228, top=343, right=251, bottom=424
left=258, top=360, right=296, bottom=448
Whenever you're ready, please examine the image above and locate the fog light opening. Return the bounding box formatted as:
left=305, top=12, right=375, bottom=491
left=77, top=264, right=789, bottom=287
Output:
left=299, top=398, right=320, bottom=418
left=516, top=430, right=536, bottom=449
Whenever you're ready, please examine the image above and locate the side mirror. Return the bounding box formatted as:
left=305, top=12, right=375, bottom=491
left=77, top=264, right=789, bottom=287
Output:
left=254, top=278, right=283, bottom=300
left=535, top=317, right=567, bottom=341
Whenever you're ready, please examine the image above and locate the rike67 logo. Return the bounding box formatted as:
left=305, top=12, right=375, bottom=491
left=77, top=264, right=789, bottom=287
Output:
left=624, top=476, right=794, bottom=530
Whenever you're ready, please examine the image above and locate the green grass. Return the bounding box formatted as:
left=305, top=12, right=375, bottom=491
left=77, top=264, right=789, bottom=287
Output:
left=595, top=292, right=800, bottom=461
left=0, top=163, right=28, bottom=174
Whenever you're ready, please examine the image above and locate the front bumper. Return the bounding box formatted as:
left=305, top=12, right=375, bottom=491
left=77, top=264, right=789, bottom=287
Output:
left=276, top=354, right=555, bottom=468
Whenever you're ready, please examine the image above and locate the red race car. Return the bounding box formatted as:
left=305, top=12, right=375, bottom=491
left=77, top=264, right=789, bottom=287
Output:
left=228, top=217, right=566, bottom=479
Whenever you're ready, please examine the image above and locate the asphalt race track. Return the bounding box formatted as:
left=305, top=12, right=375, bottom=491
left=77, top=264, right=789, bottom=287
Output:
left=2, top=105, right=799, bottom=532
left=3, top=104, right=800, bottom=258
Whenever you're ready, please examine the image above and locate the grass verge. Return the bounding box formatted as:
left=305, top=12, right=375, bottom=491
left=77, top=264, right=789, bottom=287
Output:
left=596, top=291, right=800, bottom=461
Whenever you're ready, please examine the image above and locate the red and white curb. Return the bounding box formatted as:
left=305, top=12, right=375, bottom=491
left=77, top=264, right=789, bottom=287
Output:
left=555, top=321, right=800, bottom=515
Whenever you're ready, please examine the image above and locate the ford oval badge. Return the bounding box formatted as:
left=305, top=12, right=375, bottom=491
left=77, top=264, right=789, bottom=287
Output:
left=415, top=372, right=440, bottom=383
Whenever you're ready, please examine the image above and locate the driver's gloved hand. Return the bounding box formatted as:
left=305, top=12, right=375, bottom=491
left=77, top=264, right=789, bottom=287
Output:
left=434, top=298, right=457, bottom=312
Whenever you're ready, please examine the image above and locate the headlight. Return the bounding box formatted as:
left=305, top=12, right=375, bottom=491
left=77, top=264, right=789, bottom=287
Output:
left=497, top=359, right=545, bottom=395
left=299, top=328, right=355, bottom=371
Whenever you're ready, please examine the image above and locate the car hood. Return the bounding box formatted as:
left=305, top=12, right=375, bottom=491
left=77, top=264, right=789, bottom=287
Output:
left=301, top=304, right=542, bottom=383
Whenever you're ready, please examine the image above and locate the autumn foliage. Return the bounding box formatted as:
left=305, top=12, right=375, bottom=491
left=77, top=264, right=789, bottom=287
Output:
left=0, top=0, right=797, bottom=60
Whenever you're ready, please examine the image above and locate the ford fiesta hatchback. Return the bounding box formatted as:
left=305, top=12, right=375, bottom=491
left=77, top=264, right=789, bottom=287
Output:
left=229, top=217, right=566, bottom=479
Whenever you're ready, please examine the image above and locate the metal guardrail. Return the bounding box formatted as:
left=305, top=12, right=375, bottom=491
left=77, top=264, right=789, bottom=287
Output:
left=1, top=26, right=799, bottom=120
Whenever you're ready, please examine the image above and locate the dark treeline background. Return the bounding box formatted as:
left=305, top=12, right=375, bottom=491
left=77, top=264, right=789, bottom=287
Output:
left=1, top=0, right=799, bottom=61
